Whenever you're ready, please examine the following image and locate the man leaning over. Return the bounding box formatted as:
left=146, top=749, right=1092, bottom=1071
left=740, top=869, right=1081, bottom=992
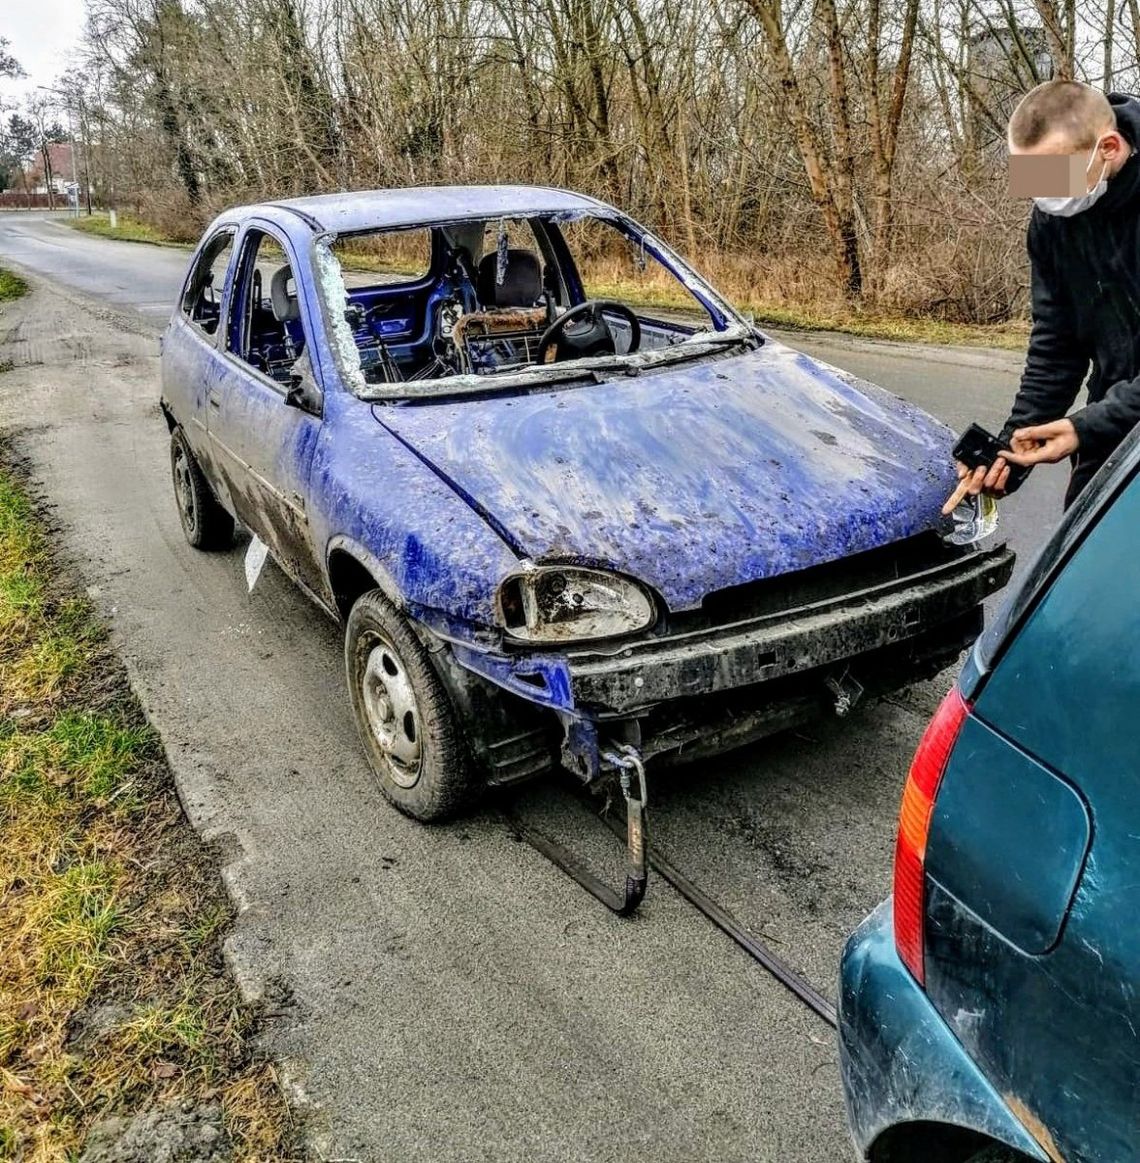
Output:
left=962, top=81, right=1140, bottom=508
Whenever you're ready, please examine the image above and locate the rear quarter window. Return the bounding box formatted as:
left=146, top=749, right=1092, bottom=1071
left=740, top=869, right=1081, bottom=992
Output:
left=182, top=230, right=235, bottom=334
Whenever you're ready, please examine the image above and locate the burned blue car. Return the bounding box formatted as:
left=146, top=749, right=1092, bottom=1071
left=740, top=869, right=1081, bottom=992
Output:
left=160, top=185, right=1014, bottom=832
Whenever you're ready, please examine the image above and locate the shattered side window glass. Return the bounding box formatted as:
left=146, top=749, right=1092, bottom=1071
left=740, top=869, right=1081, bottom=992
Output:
left=182, top=231, right=235, bottom=335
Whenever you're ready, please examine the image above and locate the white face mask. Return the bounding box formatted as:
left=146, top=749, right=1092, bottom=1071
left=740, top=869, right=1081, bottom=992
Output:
left=1034, top=139, right=1110, bottom=217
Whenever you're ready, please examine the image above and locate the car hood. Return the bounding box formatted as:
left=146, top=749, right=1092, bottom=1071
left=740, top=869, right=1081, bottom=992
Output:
left=372, top=340, right=957, bottom=611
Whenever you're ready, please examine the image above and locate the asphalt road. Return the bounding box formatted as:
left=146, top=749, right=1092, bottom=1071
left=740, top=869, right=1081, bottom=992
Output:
left=0, top=211, right=1066, bottom=1162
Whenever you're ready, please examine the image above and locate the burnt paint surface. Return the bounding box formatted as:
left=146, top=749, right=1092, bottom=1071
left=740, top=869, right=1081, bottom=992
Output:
left=374, top=340, right=957, bottom=611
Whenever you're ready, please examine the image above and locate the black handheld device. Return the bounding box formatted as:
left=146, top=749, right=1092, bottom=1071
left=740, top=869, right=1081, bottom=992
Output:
left=953, top=422, right=1007, bottom=470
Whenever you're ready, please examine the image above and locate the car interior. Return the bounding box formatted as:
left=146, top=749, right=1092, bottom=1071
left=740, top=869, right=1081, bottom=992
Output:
left=225, top=232, right=309, bottom=385
left=320, top=215, right=717, bottom=388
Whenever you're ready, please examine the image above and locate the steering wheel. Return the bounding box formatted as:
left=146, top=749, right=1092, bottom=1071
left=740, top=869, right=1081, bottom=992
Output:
left=537, top=300, right=642, bottom=364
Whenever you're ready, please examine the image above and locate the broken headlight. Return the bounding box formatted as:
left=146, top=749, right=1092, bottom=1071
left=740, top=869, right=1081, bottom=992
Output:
left=941, top=493, right=999, bottom=547
left=496, top=566, right=656, bottom=643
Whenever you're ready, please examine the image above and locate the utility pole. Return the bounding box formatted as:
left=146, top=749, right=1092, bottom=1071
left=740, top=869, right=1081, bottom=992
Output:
left=78, top=94, right=92, bottom=215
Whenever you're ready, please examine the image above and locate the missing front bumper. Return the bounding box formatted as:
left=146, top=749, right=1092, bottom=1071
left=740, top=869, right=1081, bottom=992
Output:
left=565, top=545, right=1014, bottom=713
left=437, top=543, right=1014, bottom=786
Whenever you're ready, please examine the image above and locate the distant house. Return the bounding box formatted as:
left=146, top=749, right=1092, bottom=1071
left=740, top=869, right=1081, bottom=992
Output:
left=25, top=142, right=77, bottom=196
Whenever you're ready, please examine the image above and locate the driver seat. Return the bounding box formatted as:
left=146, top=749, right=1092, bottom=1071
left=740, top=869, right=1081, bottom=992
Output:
left=270, top=264, right=301, bottom=326
left=452, top=250, right=550, bottom=366
left=259, top=265, right=304, bottom=380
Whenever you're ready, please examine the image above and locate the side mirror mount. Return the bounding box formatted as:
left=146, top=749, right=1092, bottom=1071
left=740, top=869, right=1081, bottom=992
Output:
left=283, top=353, right=323, bottom=417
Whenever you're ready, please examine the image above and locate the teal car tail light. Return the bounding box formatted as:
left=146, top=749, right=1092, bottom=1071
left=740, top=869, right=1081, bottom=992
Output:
left=894, top=686, right=970, bottom=985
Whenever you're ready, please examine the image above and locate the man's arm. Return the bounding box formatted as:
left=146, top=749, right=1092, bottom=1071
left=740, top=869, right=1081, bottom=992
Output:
left=1006, top=371, right=1140, bottom=470
left=1068, top=373, right=1140, bottom=455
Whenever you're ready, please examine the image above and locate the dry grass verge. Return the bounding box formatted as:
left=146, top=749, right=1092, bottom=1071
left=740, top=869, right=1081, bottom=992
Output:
left=0, top=310, right=299, bottom=1161
left=63, top=214, right=191, bottom=250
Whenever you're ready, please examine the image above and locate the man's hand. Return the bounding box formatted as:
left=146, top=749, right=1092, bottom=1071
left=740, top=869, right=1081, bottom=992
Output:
left=1003, top=418, right=1080, bottom=466
left=941, top=457, right=1010, bottom=515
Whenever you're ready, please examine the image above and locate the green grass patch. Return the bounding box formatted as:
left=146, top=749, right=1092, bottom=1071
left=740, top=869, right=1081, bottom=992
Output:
left=0, top=712, right=152, bottom=804
left=120, top=998, right=210, bottom=1064
left=0, top=269, right=27, bottom=303
left=0, top=474, right=37, bottom=557
left=37, top=860, right=125, bottom=994
left=0, top=448, right=301, bottom=1159
left=64, top=212, right=191, bottom=249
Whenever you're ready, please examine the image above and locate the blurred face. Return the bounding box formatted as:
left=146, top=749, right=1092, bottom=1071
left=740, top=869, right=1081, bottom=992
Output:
left=1009, top=126, right=1130, bottom=198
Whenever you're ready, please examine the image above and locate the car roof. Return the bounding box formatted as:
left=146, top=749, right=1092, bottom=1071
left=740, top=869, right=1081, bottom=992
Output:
left=265, top=185, right=612, bottom=235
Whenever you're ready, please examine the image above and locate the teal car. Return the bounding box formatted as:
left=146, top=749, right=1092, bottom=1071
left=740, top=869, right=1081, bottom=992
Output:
left=839, top=426, right=1140, bottom=1162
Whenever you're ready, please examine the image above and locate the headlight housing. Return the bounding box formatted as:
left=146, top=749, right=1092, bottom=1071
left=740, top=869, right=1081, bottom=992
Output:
left=941, top=493, right=999, bottom=547
left=496, top=566, right=656, bottom=643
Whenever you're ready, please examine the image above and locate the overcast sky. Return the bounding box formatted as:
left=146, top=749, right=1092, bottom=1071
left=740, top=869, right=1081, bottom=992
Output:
left=1, top=0, right=87, bottom=110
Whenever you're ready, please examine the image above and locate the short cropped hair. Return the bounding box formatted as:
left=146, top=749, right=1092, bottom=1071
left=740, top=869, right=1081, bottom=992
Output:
left=1008, top=81, right=1116, bottom=150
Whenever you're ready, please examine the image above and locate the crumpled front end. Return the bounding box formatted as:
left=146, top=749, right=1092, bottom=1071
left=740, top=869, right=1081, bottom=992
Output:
left=426, top=534, right=1014, bottom=786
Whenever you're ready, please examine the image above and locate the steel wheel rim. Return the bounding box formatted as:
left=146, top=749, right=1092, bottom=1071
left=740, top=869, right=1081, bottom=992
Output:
left=173, top=447, right=197, bottom=532
left=361, top=635, right=422, bottom=788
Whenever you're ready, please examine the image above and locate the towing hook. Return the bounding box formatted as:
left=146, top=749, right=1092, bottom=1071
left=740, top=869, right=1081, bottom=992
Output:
left=825, top=670, right=865, bottom=718
left=603, top=745, right=649, bottom=915
left=507, top=744, right=651, bottom=917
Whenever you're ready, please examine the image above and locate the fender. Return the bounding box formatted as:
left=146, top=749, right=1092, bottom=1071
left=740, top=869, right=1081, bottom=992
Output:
left=325, top=533, right=407, bottom=613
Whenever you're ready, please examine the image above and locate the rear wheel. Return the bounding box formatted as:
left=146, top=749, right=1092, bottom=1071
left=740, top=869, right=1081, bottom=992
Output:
left=964, top=1147, right=1025, bottom=1163
left=345, top=588, right=479, bottom=821
left=170, top=427, right=233, bottom=549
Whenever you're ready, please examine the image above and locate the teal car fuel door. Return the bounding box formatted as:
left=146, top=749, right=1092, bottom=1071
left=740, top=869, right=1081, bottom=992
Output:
left=926, top=717, right=1091, bottom=955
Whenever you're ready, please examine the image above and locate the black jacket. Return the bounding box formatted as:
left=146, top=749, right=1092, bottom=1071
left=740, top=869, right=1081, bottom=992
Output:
left=1003, top=92, right=1140, bottom=503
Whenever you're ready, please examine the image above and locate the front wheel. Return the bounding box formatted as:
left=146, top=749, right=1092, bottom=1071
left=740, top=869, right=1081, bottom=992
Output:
left=345, top=588, right=479, bottom=821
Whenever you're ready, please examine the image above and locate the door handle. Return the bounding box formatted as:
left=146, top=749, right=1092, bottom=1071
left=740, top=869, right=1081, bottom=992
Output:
left=208, top=389, right=221, bottom=409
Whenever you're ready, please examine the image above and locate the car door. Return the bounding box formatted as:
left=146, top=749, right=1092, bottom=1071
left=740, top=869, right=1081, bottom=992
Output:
left=922, top=460, right=1140, bottom=1163
left=160, top=226, right=240, bottom=494
left=206, top=221, right=328, bottom=601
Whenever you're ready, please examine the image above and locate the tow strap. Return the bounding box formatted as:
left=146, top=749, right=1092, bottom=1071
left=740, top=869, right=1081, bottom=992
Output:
left=505, top=750, right=838, bottom=1029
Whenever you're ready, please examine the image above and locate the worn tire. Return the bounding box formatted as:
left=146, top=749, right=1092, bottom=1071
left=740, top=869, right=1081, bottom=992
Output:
left=345, top=588, right=479, bottom=821
left=170, top=427, right=234, bottom=550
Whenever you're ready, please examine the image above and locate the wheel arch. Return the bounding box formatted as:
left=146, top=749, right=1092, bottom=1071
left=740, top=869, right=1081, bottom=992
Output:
left=159, top=400, right=178, bottom=433
left=326, top=536, right=405, bottom=623
left=869, top=1122, right=1036, bottom=1163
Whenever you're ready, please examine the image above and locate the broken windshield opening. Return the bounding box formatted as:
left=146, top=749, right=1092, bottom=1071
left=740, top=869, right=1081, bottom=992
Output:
left=311, top=211, right=750, bottom=400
